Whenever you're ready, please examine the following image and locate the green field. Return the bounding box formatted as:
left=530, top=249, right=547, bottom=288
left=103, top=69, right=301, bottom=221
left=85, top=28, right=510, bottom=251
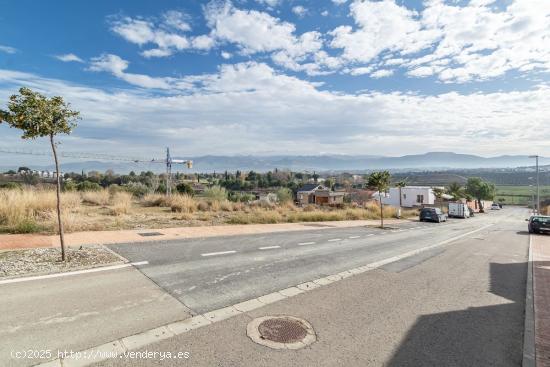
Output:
left=495, top=185, right=550, bottom=206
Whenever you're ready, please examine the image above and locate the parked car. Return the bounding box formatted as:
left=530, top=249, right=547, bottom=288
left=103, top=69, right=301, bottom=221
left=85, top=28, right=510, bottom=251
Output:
left=527, top=215, right=550, bottom=234
left=448, top=202, right=470, bottom=219
left=419, top=207, right=448, bottom=223
left=490, top=203, right=501, bottom=210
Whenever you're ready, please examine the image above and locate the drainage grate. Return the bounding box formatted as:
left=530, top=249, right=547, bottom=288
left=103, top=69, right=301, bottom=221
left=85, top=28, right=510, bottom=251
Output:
left=138, top=232, right=164, bottom=237
left=258, top=318, right=308, bottom=343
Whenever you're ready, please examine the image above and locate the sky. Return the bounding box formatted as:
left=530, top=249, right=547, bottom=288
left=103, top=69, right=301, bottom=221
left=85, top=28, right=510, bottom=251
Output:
left=0, top=0, right=549, bottom=163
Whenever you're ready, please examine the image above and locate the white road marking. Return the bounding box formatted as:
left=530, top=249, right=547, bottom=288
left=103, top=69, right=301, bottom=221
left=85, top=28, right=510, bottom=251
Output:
left=366, top=234, right=375, bottom=237
left=349, top=236, right=361, bottom=239
left=328, top=238, right=342, bottom=242
left=201, top=250, right=237, bottom=257
left=259, top=246, right=281, bottom=250
left=0, top=261, right=149, bottom=285
left=298, top=242, right=316, bottom=246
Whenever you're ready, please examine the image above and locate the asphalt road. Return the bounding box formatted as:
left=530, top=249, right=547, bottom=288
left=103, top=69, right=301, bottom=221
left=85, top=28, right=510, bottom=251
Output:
left=108, top=209, right=513, bottom=314
left=98, top=207, right=530, bottom=367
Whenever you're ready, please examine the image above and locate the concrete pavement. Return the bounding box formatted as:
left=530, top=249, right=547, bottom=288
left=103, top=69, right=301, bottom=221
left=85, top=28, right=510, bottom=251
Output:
left=94, top=207, right=529, bottom=367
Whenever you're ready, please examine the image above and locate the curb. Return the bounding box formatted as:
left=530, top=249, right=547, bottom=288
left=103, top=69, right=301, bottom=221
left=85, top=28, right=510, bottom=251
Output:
left=522, top=235, right=535, bottom=367
left=32, top=223, right=495, bottom=367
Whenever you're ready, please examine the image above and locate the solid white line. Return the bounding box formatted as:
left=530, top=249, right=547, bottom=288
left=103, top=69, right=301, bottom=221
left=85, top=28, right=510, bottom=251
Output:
left=259, top=246, right=281, bottom=250
left=328, top=238, right=342, bottom=242
left=349, top=236, right=361, bottom=239
left=201, top=250, right=237, bottom=257
left=298, top=242, right=316, bottom=246
left=0, top=261, right=148, bottom=285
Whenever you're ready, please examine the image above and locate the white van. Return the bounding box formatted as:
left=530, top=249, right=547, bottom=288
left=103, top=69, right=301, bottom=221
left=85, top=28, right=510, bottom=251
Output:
left=448, top=202, right=470, bottom=219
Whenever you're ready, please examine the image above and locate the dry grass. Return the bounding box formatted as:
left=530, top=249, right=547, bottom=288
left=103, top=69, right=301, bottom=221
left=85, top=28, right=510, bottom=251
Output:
left=0, top=187, right=414, bottom=234
left=110, top=192, right=133, bottom=216
left=141, top=193, right=167, bottom=207
left=82, top=190, right=110, bottom=206
left=168, top=194, right=197, bottom=213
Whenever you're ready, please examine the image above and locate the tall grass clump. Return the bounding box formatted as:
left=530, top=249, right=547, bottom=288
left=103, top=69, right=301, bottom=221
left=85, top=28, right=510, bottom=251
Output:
left=142, top=193, right=168, bottom=207
left=110, top=192, right=133, bottom=216
left=82, top=189, right=110, bottom=206
left=169, top=194, right=197, bottom=213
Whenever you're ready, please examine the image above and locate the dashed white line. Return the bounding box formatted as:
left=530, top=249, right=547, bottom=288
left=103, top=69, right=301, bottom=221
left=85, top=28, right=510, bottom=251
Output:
left=328, top=238, right=342, bottom=242
left=349, top=236, right=361, bottom=239
left=366, top=234, right=375, bottom=237
left=259, top=246, right=281, bottom=250
left=298, top=242, right=316, bottom=246
left=201, top=250, right=237, bottom=257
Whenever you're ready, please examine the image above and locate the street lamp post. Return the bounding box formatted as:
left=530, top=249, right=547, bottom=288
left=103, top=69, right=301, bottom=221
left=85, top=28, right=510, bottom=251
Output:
left=529, top=155, right=540, bottom=214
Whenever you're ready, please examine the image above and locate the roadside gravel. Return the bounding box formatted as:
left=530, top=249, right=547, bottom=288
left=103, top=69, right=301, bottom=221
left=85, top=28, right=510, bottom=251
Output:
left=0, top=246, right=122, bottom=278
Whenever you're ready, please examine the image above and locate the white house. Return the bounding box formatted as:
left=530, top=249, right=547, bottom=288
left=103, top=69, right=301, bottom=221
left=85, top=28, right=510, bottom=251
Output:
left=373, top=186, right=441, bottom=207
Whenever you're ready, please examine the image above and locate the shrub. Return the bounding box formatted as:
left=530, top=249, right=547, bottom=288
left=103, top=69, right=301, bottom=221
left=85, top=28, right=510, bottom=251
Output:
left=142, top=193, right=167, bottom=207
left=0, top=182, right=22, bottom=190
left=169, top=194, right=197, bottom=213
left=14, top=218, right=42, bottom=233
left=110, top=192, right=132, bottom=216
left=204, top=186, right=227, bottom=202
left=63, top=181, right=77, bottom=192
left=197, top=201, right=209, bottom=211
left=276, top=188, right=293, bottom=203
left=124, top=182, right=150, bottom=197
left=176, top=182, right=194, bottom=195
left=77, top=181, right=102, bottom=192
left=220, top=200, right=234, bottom=212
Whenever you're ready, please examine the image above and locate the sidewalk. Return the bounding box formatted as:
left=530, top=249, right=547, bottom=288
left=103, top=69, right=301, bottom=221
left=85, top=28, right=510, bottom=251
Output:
left=0, top=219, right=409, bottom=250
left=533, top=234, right=550, bottom=367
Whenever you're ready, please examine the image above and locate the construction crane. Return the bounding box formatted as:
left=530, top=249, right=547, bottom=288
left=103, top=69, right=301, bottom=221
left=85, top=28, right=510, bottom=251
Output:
left=151, top=148, right=193, bottom=196
left=0, top=147, right=193, bottom=196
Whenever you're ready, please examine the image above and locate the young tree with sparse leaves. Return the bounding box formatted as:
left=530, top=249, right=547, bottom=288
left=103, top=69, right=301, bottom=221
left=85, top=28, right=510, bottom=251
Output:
left=368, top=171, right=391, bottom=229
left=1, top=88, right=80, bottom=261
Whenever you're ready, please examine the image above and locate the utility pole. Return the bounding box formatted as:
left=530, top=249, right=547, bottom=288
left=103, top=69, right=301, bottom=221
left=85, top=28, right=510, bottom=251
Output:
left=530, top=155, right=540, bottom=214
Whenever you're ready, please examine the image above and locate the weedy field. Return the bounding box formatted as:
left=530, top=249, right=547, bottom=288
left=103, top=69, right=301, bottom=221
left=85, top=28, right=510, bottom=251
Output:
left=0, top=187, right=417, bottom=234
left=495, top=185, right=550, bottom=205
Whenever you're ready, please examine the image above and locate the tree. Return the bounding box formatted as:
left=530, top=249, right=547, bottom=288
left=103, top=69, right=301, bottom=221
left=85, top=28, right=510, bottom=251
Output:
left=465, top=177, right=495, bottom=213
left=1, top=87, right=80, bottom=261
left=447, top=182, right=464, bottom=200
left=432, top=187, right=445, bottom=210
left=367, top=171, right=391, bottom=228
left=395, top=180, right=407, bottom=213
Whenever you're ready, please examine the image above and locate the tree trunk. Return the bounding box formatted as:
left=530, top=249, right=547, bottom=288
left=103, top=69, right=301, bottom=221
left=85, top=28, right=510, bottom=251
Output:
left=478, top=198, right=484, bottom=213
left=50, top=134, right=66, bottom=261
left=379, top=192, right=384, bottom=229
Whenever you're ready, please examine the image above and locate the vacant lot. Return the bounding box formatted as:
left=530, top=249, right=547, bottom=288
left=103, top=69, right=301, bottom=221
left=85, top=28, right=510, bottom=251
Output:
left=0, top=188, right=416, bottom=234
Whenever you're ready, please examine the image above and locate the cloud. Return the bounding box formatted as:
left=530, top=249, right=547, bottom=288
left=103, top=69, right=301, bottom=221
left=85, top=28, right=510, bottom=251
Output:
left=88, top=54, right=175, bottom=89
left=254, top=0, right=282, bottom=7
left=0, top=45, right=17, bottom=54
left=292, top=6, right=307, bottom=18
left=1, top=66, right=549, bottom=157
left=370, top=69, right=394, bottom=78
left=205, top=1, right=324, bottom=74
left=54, top=53, right=84, bottom=63
left=332, top=0, right=347, bottom=5
left=328, top=0, right=550, bottom=83
left=110, top=11, right=214, bottom=58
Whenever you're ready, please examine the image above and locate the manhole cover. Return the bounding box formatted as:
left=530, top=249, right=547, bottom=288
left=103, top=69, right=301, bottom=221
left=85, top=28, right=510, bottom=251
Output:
left=247, top=316, right=316, bottom=350
left=258, top=317, right=308, bottom=343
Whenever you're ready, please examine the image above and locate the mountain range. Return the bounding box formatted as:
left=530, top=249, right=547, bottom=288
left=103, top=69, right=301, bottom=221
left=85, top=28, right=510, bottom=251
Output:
left=2, top=152, right=548, bottom=173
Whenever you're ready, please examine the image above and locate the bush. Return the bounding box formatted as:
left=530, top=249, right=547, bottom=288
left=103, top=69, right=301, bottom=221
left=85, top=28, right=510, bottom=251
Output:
left=77, top=181, right=102, bottom=192
left=204, top=186, right=227, bottom=202
left=169, top=194, right=197, bottom=213
left=276, top=188, right=293, bottom=203
left=14, top=218, right=42, bottom=233
left=0, top=182, right=22, bottom=190
left=228, top=192, right=255, bottom=203
left=142, top=193, right=167, bottom=207
left=63, top=181, right=77, bottom=192
left=176, top=182, right=194, bottom=195
left=124, top=182, right=149, bottom=197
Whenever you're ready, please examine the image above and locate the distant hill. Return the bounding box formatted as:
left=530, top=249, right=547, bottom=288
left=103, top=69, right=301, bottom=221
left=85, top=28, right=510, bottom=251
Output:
left=1, top=152, right=548, bottom=173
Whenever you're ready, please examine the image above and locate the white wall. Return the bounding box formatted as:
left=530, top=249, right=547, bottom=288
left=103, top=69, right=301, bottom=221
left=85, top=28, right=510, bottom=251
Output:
left=374, top=186, right=436, bottom=207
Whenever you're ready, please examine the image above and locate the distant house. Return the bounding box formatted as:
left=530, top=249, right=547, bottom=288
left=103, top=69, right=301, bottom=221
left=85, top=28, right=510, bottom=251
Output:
left=374, top=186, right=442, bottom=207
left=296, top=184, right=345, bottom=205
